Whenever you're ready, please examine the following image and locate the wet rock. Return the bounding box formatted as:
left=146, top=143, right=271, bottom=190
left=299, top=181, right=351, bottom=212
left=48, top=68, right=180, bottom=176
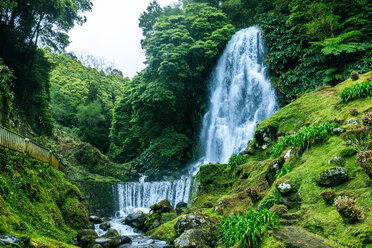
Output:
left=346, top=119, right=358, bottom=125
left=0, top=235, right=20, bottom=246
left=316, top=168, right=348, bottom=187
left=176, top=201, right=188, bottom=214
left=77, top=229, right=98, bottom=248
left=279, top=193, right=298, bottom=209
left=174, top=229, right=211, bottom=248
left=92, top=245, right=103, bottom=248
left=175, top=212, right=211, bottom=236
left=124, top=210, right=147, bottom=230
left=90, top=216, right=103, bottom=224
left=333, top=127, right=345, bottom=135
left=150, top=199, right=175, bottom=214
left=266, top=158, right=284, bottom=184
left=99, top=222, right=111, bottom=231
left=254, top=125, right=278, bottom=147
left=277, top=182, right=293, bottom=195
left=214, top=199, right=232, bottom=214
left=95, top=237, right=121, bottom=248
left=121, top=236, right=132, bottom=244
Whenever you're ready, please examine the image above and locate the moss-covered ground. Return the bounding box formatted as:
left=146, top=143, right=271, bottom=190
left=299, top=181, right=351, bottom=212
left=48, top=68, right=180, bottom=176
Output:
left=151, top=72, right=372, bottom=247
left=0, top=146, right=88, bottom=247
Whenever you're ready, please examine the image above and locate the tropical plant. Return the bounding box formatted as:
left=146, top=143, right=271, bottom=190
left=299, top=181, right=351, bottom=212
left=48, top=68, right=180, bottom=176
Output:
left=271, top=122, right=338, bottom=157
left=339, top=81, right=372, bottom=103
left=229, top=154, right=249, bottom=167
left=259, top=189, right=281, bottom=210
left=220, top=208, right=280, bottom=248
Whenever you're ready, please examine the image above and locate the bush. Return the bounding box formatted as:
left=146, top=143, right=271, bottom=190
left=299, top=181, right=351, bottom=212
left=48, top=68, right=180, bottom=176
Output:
left=321, top=189, right=336, bottom=205
left=334, top=196, right=364, bottom=223
left=356, top=151, right=372, bottom=179
left=339, top=81, right=372, bottom=103
left=361, top=112, right=372, bottom=126
left=272, top=122, right=338, bottom=157
left=269, top=204, right=288, bottom=217
left=220, top=209, right=280, bottom=248
left=228, top=154, right=249, bottom=167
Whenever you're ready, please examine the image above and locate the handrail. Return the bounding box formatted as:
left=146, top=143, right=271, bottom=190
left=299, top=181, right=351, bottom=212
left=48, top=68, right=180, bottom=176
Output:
left=0, top=126, right=65, bottom=172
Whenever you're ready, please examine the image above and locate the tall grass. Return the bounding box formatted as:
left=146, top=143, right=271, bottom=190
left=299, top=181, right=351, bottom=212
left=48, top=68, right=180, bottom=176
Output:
left=220, top=209, right=280, bottom=248
left=271, top=122, right=338, bottom=157
left=339, top=81, right=372, bottom=103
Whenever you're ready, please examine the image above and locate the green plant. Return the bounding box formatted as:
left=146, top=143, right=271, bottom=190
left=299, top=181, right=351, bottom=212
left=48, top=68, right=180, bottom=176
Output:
left=220, top=209, right=280, bottom=248
left=339, top=81, right=372, bottom=103
left=260, top=189, right=281, bottom=210
left=275, top=165, right=293, bottom=178
left=271, top=122, right=338, bottom=157
left=342, top=126, right=371, bottom=152
left=229, top=154, right=249, bottom=167
left=334, top=196, right=364, bottom=223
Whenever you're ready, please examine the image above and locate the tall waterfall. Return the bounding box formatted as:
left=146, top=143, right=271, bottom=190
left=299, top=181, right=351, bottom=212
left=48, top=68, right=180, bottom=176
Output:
left=114, top=26, right=277, bottom=217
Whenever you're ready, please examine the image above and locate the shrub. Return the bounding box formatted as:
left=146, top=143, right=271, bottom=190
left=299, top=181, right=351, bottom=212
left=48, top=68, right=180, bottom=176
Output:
left=342, top=126, right=371, bottom=152
left=271, top=122, right=338, bottom=157
left=334, top=196, right=364, bottom=223
left=228, top=154, right=249, bottom=167
left=356, top=151, right=372, bottom=179
left=269, top=204, right=288, bottom=217
left=220, top=209, right=280, bottom=248
left=350, top=71, right=360, bottom=81
left=361, top=112, right=372, bottom=126
left=349, top=108, right=359, bottom=116
left=321, top=189, right=336, bottom=205
left=339, top=81, right=372, bottom=103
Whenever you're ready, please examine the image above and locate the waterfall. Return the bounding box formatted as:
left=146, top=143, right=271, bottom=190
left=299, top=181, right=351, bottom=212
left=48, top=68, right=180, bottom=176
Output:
left=115, top=26, right=277, bottom=216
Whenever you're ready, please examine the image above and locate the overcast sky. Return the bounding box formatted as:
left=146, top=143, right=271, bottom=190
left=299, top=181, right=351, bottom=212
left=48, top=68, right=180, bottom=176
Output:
left=67, top=0, right=177, bottom=78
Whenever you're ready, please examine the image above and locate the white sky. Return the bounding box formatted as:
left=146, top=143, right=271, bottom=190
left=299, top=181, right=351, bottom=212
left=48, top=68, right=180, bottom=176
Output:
left=67, top=0, right=177, bottom=78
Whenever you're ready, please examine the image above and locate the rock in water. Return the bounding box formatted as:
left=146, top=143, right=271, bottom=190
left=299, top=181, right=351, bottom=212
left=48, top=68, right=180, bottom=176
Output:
left=150, top=199, right=175, bottom=214
left=316, top=168, right=348, bottom=187
left=175, top=213, right=211, bottom=236
left=90, top=216, right=103, bottom=224
left=76, top=229, right=98, bottom=248
left=124, top=210, right=147, bottom=230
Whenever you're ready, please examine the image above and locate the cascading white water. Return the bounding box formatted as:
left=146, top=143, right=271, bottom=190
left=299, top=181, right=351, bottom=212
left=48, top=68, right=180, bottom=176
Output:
left=113, top=26, right=277, bottom=219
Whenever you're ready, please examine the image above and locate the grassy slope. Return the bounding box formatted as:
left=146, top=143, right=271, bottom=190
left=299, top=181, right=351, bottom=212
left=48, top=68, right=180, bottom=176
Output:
left=151, top=72, right=372, bottom=247
left=0, top=147, right=88, bottom=247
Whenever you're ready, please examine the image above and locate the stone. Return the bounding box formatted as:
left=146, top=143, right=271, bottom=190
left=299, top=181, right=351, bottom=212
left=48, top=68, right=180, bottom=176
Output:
left=174, top=212, right=211, bottom=236
left=284, top=148, right=293, bottom=160
left=150, top=199, right=175, bottom=214
left=124, top=210, right=147, bottom=230
left=316, top=168, right=348, bottom=187
left=346, top=119, right=358, bottom=125
left=76, top=229, right=98, bottom=247
left=90, top=216, right=103, bottom=224
left=364, top=232, right=372, bottom=244
left=266, top=158, right=284, bottom=184
left=173, top=229, right=211, bottom=248
left=277, top=181, right=294, bottom=195
left=99, top=222, right=111, bottom=231
left=0, top=235, right=20, bottom=245
left=121, top=236, right=132, bottom=244
left=254, top=125, right=278, bottom=146
left=333, top=127, right=345, bottom=135
left=95, top=237, right=121, bottom=248
left=176, top=201, right=188, bottom=214
left=92, top=245, right=103, bottom=248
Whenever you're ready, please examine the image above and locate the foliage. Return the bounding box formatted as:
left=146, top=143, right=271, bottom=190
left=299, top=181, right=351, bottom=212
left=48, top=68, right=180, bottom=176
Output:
left=334, top=196, right=364, bottom=223
left=220, top=209, right=280, bottom=248
left=339, top=81, right=372, bottom=102
left=275, top=165, right=293, bottom=178
left=341, top=126, right=371, bottom=152
left=228, top=154, right=249, bottom=167
left=0, top=59, right=14, bottom=127
left=272, top=122, right=338, bottom=157
left=260, top=189, right=281, bottom=210
left=110, top=3, right=234, bottom=178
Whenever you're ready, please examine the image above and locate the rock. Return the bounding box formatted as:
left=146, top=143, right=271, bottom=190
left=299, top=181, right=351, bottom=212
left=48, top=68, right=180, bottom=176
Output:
left=277, top=182, right=293, bottom=195
left=121, top=236, right=132, bottom=244
left=316, top=168, right=348, bottom=187
left=244, top=147, right=254, bottom=155
left=333, top=127, right=345, bottom=135
left=99, top=222, right=111, bottom=231
left=346, top=119, right=358, bottom=125
left=95, top=237, right=121, bottom=248
left=349, top=108, right=359, bottom=116
left=254, top=125, right=278, bottom=146
left=328, top=156, right=343, bottom=165
left=214, top=199, right=231, bottom=214
left=0, top=235, right=20, bottom=245
left=104, top=229, right=120, bottom=238
left=279, top=193, right=298, bottom=209
left=176, top=201, right=188, bottom=214
left=124, top=210, right=147, bottom=230
left=364, top=232, right=372, bottom=244
left=150, top=199, right=175, bottom=214
left=175, top=213, right=211, bottom=236
left=284, top=148, right=293, bottom=160
left=93, top=245, right=103, bottom=248
left=90, top=216, right=104, bottom=224
left=266, top=158, right=284, bottom=184
left=174, top=229, right=211, bottom=248
left=350, top=71, right=359, bottom=81
left=77, top=229, right=98, bottom=247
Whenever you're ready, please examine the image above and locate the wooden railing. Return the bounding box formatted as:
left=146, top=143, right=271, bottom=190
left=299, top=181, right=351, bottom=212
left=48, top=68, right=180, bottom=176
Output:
left=0, top=126, right=65, bottom=171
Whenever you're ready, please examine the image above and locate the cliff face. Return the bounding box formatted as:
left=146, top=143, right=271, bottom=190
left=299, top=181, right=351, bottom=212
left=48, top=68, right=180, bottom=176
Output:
left=150, top=71, right=372, bottom=247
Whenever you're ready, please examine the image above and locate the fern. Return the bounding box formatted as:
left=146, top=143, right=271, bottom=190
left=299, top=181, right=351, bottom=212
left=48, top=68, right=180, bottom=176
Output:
left=339, top=81, right=372, bottom=102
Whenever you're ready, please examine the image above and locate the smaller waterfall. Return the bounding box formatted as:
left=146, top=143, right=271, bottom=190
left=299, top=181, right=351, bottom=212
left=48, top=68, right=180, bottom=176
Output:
left=116, top=176, right=193, bottom=217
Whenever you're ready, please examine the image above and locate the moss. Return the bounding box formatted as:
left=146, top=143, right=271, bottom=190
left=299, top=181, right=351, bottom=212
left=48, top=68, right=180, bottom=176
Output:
left=148, top=215, right=183, bottom=243
left=261, top=235, right=285, bottom=248
left=0, top=147, right=89, bottom=244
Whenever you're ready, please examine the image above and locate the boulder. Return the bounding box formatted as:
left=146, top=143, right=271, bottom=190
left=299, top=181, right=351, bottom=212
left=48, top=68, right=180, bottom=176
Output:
left=99, top=222, right=111, bottom=231
left=174, top=229, right=211, bottom=248
left=150, top=199, right=175, bottom=214
left=175, top=212, right=211, bottom=236
left=277, top=182, right=293, bottom=195
left=316, top=168, right=348, bottom=187
left=123, top=210, right=147, bottom=230
left=121, top=236, right=132, bottom=244
left=254, top=125, right=278, bottom=147
left=95, top=237, right=121, bottom=248
left=77, top=229, right=98, bottom=248
left=333, top=127, right=345, bottom=135
left=176, top=202, right=188, bottom=214
left=0, top=235, right=21, bottom=246
left=90, top=216, right=104, bottom=224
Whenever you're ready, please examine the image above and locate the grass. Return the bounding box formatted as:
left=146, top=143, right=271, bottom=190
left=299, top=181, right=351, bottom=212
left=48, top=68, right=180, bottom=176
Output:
left=220, top=209, right=280, bottom=248
left=340, top=81, right=372, bottom=102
